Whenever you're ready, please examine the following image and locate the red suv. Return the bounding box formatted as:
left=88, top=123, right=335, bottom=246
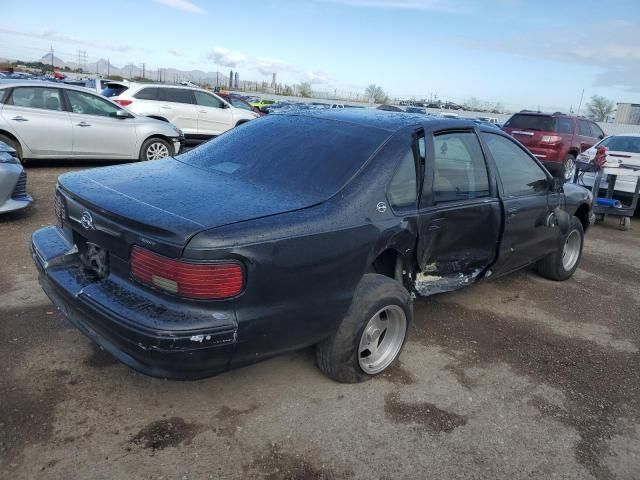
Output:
left=502, top=111, right=605, bottom=180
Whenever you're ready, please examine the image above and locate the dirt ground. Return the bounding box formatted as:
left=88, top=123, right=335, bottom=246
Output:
left=1, top=163, right=639, bottom=480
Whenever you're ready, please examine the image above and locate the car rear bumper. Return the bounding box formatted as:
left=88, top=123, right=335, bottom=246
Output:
left=31, top=226, right=237, bottom=380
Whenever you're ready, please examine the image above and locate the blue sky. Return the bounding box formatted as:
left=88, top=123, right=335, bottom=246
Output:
left=1, top=0, right=639, bottom=111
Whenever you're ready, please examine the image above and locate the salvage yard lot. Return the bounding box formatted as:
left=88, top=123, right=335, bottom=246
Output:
left=2, top=163, right=640, bottom=480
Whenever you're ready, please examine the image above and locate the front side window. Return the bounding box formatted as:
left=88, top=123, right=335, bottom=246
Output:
left=158, top=88, right=194, bottom=104
left=194, top=91, right=224, bottom=108
left=66, top=90, right=120, bottom=117
left=482, top=133, right=548, bottom=196
left=388, top=138, right=423, bottom=209
left=133, top=87, right=158, bottom=100
left=432, top=132, right=489, bottom=203
left=10, top=87, right=63, bottom=111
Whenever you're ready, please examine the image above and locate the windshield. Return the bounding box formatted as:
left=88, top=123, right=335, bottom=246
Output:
left=504, top=114, right=556, bottom=131
left=178, top=115, right=389, bottom=198
left=101, top=85, right=128, bottom=97
left=598, top=136, right=640, bottom=154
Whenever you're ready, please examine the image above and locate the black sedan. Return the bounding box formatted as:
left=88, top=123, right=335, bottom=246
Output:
left=31, top=110, right=593, bottom=382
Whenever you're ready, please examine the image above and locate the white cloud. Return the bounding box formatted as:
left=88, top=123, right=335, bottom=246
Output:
left=0, top=27, right=139, bottom=53
left=168, top=48, right=185, bottom=57
left=152, top=0, right=206, bottom=14
left=206, top=46, right=332, bottom=85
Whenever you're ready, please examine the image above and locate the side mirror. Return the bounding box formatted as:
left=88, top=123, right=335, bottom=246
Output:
left=116, top=109, right=133, bottom=119
left=222, top=103, right=230, bottom=109
left=598, top=134, right=605, bottom=140
left=550, top=176, right=564, bottom=193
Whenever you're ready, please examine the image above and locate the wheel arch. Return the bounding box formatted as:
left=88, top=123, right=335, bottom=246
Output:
left=146, top=115, right=170, bottom=123
left=0, top=129, right=24, bottom=158
left=368, top=247, right=413, bottom=289
left=574, top=202, right=591, bottom=232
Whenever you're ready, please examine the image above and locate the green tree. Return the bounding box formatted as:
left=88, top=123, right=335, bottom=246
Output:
left=299, top=82, right=312, bottom=98
left=365, top=84, right=388, bottom=104
left=586, top=94, right=615, bottom=122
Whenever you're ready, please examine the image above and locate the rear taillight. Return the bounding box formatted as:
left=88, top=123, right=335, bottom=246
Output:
left=115, top=99, right=133, bottom=106
left=541, top=135, right=562, bottom=145
left=131, top=246, right=243, bottom=299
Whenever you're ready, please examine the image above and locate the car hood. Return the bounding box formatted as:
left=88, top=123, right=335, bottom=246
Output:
left=58, top=158, right=320, bottom=246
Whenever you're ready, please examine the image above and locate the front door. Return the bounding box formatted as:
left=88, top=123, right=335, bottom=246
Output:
left=416, top=129, right=501, bottom=294
left=1, top=86, right=72, bottom=157
left=479, top=131, right=561, bottom=275
left=64, top=89, right=137, bottom=158
left=193, top=91, right=233, bottom=136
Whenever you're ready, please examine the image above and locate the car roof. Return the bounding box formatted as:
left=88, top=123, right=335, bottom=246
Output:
left=126, top=82, right=206, bottom=91
left=608, top=133, right=640, bottom=137
left=0, top=79, right=94, bottom=93
left=278, top=108, right=481, bottom=133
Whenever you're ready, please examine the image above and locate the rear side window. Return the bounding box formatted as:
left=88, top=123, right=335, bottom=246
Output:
left=598, top=136, right=640, bottom=154
left=133, top=87, right=158, bottom=100
left=577, top=120, right=593, bottom=137
left=482, top=133, right=548, bottom=196
left=9, top=87, right=63, bottom=111
left=555, top=117, right=574, bottom=134
left=504, top=114, right=555, bottom=132
left=102, top=84, right=129, bottom=97
left=432, top=132, right=489, bottom=203
left=388, top=138, right=424, bottom=209
left=157, top=88, right=194, bottom=104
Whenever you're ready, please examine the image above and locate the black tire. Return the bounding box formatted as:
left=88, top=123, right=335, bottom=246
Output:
left=139, top=137, right=173, bottom=161
left=316, top=273, right=412, bottom=383
left=537, top=216, right=584, bottom=281
left=0, top=133, right=24, bottom=164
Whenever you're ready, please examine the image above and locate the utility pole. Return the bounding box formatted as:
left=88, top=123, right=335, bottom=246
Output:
left=140, top=63, right=145, bottom=80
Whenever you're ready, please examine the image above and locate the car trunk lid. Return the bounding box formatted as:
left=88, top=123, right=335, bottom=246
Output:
left=58, top=158, right=321, bottom=259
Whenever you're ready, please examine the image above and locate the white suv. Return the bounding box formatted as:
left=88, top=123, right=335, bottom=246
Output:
left=109, top=84, right=258, bottom=141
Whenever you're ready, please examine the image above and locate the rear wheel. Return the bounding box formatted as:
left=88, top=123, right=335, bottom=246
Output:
left=316, top=274, right=412, bottom=383
left=0, top=134, right=23, bottom=164
left=139, top=137, right=173, bottom=161
left=537, top=216, right=584, bottom=281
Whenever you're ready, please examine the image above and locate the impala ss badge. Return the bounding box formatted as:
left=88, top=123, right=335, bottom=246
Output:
left=80, top=211, right=95, bottom=230
left=376, top=202, right=387, bottom=213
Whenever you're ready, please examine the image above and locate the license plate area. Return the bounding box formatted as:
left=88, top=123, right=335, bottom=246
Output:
left=78, top=237, right=109, bottom=279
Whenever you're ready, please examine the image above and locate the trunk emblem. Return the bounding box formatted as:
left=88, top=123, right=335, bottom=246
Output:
left=376, top=202, right=387, bottom=213
left=80, top=211, right=96, bottom=231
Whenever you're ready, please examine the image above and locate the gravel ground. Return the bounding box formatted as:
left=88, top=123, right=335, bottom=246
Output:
left=1, top=163, right=639, bottom=480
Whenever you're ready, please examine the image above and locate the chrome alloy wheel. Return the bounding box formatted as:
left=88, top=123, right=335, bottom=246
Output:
left=358, top=305, right=407, bottom=374
left=145, top=142, right=170, bottom=160
left=562, top=230, right=581, bottom=271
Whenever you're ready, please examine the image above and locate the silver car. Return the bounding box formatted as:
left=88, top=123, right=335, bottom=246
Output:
left=0, top=141, right=32, bottom=213
left=0, top=80, right=183, bottom=163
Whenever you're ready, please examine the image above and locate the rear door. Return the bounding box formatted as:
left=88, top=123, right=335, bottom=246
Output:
left=480, top=132, right=560, bottom=274
left=193, top=90, right=233, bottom=136
left=577, top=119, right=597, bottom=153
left=1, top=86, right=72, bottom=157
left=156, top=88, right=198, bottom=135
left=415, top=129, right=501, bottom=293
left=64, top=89, right=136, bottom=158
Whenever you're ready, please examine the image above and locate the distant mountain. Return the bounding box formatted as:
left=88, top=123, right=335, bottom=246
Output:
left=40, top=53, right=66, bottom=68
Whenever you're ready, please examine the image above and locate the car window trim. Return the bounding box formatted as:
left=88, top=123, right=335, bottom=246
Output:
left=423, top=128, right=494, bottom=208
left=7, top=85, right=66, bottom=113
left=63, top=89, right=121, bottom=118
left=478, top=131, right=552, bottom=199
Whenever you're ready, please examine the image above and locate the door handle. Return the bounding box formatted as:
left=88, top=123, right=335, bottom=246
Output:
left=11, top=116, right=28, bottom=122
left=161, top=106, right=172, bottom=110
left=428, top=224, right=441, bottom=232
left=198, top=110, right=207, bottom=113
left=77, top=122, right=91, bottom=127
left=508, top=207, right=519, bottom=215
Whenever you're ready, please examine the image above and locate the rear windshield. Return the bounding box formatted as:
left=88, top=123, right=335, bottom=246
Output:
left=504, top=114, right=556, bottom=132
left=101, top=85, right=128, bottom=97
left=598, top=136, right=640, bottom=154
left=178, top=115, right=389, bottom=197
